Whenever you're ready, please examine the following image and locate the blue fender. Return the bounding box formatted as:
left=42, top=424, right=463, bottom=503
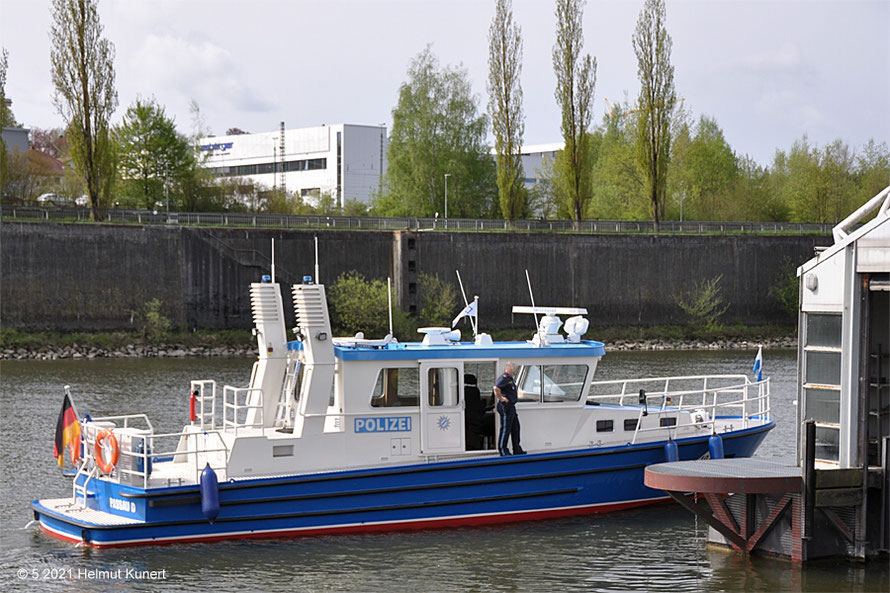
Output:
left=200, top=464, right=220, bottom=523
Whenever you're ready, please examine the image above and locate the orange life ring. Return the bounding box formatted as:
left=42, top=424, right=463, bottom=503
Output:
left=94, top=430, right=119, bottom=474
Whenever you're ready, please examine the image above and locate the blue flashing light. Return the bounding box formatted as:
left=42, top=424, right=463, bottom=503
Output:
left=302, top=275, right=313, bottom=284
left=261, top=275, right=272, bottom=283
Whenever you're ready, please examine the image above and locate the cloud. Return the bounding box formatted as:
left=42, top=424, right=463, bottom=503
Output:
left=130, top=34, right=275, bottom=116
left=740, top=41, right=802, bottom=72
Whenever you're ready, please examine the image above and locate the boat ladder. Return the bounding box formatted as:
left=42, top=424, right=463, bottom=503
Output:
left=72, top=464, right=98, bottom=509
left=274, top=359, right=301, bottom=429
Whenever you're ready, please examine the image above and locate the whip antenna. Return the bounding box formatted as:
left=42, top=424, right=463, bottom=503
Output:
left=314, top=236, right=320, bottom=284
left=525, top=270, right=539, bottom=332
left=387, top=277, right=394, bottom=337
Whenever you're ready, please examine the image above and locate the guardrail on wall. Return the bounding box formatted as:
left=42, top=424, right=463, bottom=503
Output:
left=0, top=205, right=835, bottom=235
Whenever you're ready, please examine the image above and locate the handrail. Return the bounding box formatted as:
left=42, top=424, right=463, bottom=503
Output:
left=1, top=205, right=836, bottom=236
left=223, top=385, right=264, bottom=436
left=587, top=375, right=771, bottom=444
left=88, top=413, right=154, bottom=432
left=832, top=185, right=890, bottom=242
left=76, top=427, right=231, bottom=489
left=190, top=379, right=217, bottom=430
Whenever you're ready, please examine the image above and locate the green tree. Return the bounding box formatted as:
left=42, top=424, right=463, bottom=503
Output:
left=328, top=271, right=413, bottom=340
left=673, top=115, right=739, bottom=220
left=115, top=97, right=195, bottom=210
left=855, top=139, right=890, bottom=200
left=589, top=106, right=645, bottom=220
left=552, top=0, right=597, bottom=227
left=0, top=47, right=17, bottom=195
left=488, top=0, right=527, bottom=220
left=0, top=48, right=16, bottom=128
left=380, top=47, right=496, bottom=218
left=633, top=0, right=676, bottom=230
left=50, top=0, right=118, bottom=221
left=675, top=274, right=729, bottom=331
left=417, top=272, right=458, bottom=327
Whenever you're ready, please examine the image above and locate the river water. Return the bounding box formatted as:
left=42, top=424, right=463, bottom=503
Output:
left=1, top=350, right=886, bottom=592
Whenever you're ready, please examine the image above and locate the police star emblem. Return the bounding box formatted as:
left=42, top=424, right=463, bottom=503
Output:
left=437, top=416, right=451, bottom=431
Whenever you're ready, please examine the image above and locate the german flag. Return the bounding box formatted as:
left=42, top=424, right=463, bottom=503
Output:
left=53, top=393, right=81, bottom=467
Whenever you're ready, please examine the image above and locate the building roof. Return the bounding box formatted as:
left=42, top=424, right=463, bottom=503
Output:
left=26, top=149, right=63, bottom=177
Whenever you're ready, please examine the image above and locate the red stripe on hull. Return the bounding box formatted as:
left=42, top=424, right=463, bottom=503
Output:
left=39, top=496, right=670, bottom=548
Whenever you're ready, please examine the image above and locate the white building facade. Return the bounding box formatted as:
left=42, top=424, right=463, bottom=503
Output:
left=513, top=142, right=563, bottom=188
left=199, top=123, right=388, bottom=207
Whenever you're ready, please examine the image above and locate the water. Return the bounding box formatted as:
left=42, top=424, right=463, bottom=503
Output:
left=1, top=351, right=886, bottom=592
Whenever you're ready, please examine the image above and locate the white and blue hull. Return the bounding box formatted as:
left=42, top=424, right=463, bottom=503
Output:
left=33, top=422, right=771, bottom=547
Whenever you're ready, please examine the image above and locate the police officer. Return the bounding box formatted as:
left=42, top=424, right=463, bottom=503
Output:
left=494, top=361, right=525, bottom=456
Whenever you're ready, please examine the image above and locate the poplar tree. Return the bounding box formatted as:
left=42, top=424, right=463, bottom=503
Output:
left=50, top=0, right=118, bottom=221
left=552, top=0, right=597, bottom=227
left=488, top=0, right=527, bottom=220
left=633, top=0, right=676, bottom=230
left=0, top=48, right=13, bottom=195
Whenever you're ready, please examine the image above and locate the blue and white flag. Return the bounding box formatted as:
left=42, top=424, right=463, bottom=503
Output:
left=452, top=301, right=477, bottom=328
left=753, top=346, right=763, bottom=382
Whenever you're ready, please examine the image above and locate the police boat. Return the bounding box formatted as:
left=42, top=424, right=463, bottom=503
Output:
left=32, top=275, right=773, bottom=547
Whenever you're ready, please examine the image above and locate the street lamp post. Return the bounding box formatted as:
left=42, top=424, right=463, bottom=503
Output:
left=444, top=173, right=450, bottom=220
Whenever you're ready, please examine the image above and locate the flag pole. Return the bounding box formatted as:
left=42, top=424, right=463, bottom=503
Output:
left=473, top=295, right=479, bottom=338
left=455, top=270, right=475, bottom=334
left=65, top=385, right=82, bottom=423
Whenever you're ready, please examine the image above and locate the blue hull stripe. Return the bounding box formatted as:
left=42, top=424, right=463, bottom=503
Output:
left=119, top=421, right=774, bottom=501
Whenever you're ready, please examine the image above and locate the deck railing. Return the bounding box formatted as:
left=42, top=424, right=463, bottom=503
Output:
left=223, top=386, right=264, bottom=436
left=587, top=374, right=771, bottom=444
left=73, top=416, right=230, bottom=496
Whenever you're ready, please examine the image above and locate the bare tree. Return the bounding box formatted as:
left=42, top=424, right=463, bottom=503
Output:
left=50, top=0, right=117, bottom=221
left=633, top=0, right=676, bottom=230
left=488, top=0, right=526, bottom=220
left=552, top=0, right=596, bottom=227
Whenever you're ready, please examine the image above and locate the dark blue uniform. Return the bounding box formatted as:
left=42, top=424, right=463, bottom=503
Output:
left=495, top=371, right=524, bottom=456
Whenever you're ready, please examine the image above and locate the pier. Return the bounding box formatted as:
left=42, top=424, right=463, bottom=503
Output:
left=645, top=186, right=890, bottom=562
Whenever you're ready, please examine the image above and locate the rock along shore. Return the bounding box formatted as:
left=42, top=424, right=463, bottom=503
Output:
left=0, top=335, right=796, bottom=361
left=0, top=343, right=259, bottom=361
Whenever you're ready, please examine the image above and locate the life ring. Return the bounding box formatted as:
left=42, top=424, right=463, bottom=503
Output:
left=94, top=430, right=119, bottom=474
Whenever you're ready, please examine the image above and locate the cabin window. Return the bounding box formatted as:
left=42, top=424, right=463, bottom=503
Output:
left=659, top=417, right=677, bottom=427
left=802, top=312, right=843, bottom=462
left=624, top=418, right=639, bottom=431
left=370, top=368, right=419, bottom=408
left=428, top=367, right=460, bottom=406
left=517, top=364, right=588, bottom=402
left=465, top=362, right=497, bottom=394
left=596, top=419, right=613, bottom=432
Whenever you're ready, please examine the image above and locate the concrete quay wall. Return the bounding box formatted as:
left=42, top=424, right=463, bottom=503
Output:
left=0, top=222, right=831, bottom=332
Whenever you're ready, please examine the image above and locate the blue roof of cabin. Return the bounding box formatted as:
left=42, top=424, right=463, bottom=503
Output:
left=324, top=340, right=606, bottom=361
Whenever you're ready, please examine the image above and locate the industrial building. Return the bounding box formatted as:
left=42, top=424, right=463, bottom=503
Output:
left=199, top=123, right=388, bottom=207
left=511, top=142, right=562, bottom=188
left=198, top=122, right=562, bottom=211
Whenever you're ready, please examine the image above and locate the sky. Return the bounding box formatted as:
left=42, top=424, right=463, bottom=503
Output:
left=1, top=0, right=888, bottom=167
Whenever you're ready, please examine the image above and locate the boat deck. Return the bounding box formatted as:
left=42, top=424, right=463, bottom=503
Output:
left=37, top=498, right=143, bottom=526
